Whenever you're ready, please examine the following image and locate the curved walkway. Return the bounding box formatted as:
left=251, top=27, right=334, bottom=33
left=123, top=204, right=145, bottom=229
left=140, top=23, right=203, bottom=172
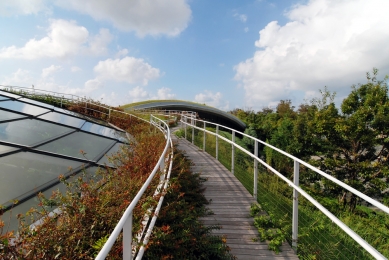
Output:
left=175, top=136, right=299, bottom=260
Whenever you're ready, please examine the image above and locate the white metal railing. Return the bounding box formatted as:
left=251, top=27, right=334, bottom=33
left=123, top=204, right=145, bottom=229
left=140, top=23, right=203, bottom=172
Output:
left=96, top=115, right=173, bottom=260
left=6, top=85, right=388, bottom=258
left=180, top=114, right=389, bottom=260
left=0, top=85, right=124, bottom=120
left=0, top=86, right=174, bottom=259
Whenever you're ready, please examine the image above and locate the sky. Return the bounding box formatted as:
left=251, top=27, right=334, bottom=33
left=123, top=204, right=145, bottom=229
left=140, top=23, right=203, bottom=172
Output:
left=0, top=0, right=389, bottom=111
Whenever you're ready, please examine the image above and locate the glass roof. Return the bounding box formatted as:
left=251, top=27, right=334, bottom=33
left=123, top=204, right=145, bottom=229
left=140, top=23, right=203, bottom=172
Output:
left=97, top=142, right=124, bottom=167
left=5, top=165, right=104, bottom=231
left=81, top=121, right=124, bottom=140
left=0, top=109, right=27, bottom=121
left=37, top=131, right=115, bottom=161
left=38, top=111, right=86, bottom=128
left=0, top=118, right=74, bottom=146
left=1, top=100, right=50, bottom=116
left=0, top=151, right=83, bottom=206
left=0, top=92, right=130, bottom=228
left=0, top=90, right=22, bottom=99
left=19, top=97, right=55, bottom=109
left=0, top=144, right=19, bottom=155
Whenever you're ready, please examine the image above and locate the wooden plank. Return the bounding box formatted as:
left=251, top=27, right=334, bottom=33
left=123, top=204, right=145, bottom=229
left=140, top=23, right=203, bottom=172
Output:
left=175, top=137, right=298, bottom=260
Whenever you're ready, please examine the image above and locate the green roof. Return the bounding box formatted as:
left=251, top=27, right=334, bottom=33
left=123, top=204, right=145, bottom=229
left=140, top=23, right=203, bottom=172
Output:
left=125, top=100, right=246, bottom=131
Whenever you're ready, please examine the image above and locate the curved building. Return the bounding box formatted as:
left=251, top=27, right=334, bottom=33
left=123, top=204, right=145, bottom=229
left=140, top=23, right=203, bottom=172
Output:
left=126, top=100, right=246, bottom=131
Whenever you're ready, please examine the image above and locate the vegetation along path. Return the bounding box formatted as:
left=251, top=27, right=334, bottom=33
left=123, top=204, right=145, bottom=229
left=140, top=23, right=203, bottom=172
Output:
left=175, top=136, right=298, bottom=260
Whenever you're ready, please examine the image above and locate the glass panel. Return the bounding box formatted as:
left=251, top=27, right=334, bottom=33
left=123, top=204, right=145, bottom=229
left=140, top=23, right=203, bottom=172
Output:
left=5, top=165, right=105, bottom=231
left=0, top=151, right=83, bottom=206
left=0, top=109, right=27, bottom=121
left=0, top=119, right=74, bottom=146
left=0, top=90, right=22, bottom=99
left=0, top=144, right=19, bottom=155
left=19, top=97, right=55, bottom=109
left=81, top=121, right=125, bottom=140
left=0, top=95, right=10, bottom=100
left=38, top=112, right=86, bottom=128
left=53, top=108, right=110, bottom=126
left=115, top=131, right=129, bottom=143
left=0, top=100, right=50, bottom=116
left=37, top=131, right=115, bottom=161
left=73, top=112, right=110, bottom=126
left=97, top=142, right=125, bottom=167
left=53, top=106, right=74, bottom=114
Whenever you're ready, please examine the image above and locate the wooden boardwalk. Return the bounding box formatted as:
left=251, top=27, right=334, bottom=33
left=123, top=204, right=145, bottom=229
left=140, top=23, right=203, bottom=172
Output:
left=175, top=137, right=299, bottom=260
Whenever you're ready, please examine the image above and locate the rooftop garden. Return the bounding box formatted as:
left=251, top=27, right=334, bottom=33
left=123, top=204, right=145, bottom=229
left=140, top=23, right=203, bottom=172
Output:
left=0, top=91, right=233, bottom=259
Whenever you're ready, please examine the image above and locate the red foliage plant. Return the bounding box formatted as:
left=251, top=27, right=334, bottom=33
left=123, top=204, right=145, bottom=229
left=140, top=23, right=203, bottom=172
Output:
left=0, top=101, right=167, bottom=259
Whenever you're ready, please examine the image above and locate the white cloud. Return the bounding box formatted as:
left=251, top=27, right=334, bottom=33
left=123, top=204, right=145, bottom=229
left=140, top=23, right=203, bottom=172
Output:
left=94, top=56, right=161, bottom=85
left=41, top=65, right=62, bottom=78
left=0, top=0, right=49, bottom=16
left=97, top=92, right=120, bottom=106
left=234, top=0, right=389, bottom=108
left=1, top=69, right=33, bottom=86
left=234, top=13, right=247, bottom=23
left=194, top=90, right=229, bottom=110
left=56, top=0, right=191, bottom=37
left=0, top=19, right=87, bottom=59
left=128, top=86, right=149, bottom=102
left=0, top=19, right=112, bottom=59
left=115, top=48, right=129, bottom=58
left=153, top=87, right=175, bottom=100
left=71, top=66, right=82, bottom=72
left=244, top=27, right=249, bottom=33
left=88, top=28, right=113, bottom=55
left=84, top=78, right=103, bottom=92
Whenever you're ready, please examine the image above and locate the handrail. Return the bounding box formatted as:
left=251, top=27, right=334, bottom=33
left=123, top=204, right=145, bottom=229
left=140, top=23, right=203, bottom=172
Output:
left=0, top=85, right=173, bottom=260
left=180, top=114, right=389, bottom=260
left=5, top=85, right=387, bottom=258
left=96, top=116, right=172, bottom=260
left=135, top=123, right=175, bottom=260
left=185, top=118, right=389, bottom=215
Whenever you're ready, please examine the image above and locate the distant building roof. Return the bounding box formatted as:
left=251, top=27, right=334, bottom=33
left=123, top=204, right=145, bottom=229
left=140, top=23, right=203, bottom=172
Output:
left=128, top=100, right=246, bottom=131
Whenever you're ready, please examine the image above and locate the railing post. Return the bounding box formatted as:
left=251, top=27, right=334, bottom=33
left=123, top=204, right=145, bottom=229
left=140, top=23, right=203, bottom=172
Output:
left=184, top=116, right=187, bottom=140
left=231, top=131, right=235, bottom=175
left=123, top=212, right=133, bottom=260
left=254, top=140, right=258, bottom=200
left=192, top=119, right=194, bottom=144
left=292, top=160, right=299, bottom=249
left=216, top=125, right=219, bottom=160
left=109, top=108, right=111, bottom=119
left=203, top=122, right=206, bottom=151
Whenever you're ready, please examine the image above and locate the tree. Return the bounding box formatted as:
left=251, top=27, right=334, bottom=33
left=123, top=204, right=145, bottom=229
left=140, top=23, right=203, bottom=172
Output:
left=276, top=99, right=296, bottom=119
left=311, top=69, right=389, bottom=210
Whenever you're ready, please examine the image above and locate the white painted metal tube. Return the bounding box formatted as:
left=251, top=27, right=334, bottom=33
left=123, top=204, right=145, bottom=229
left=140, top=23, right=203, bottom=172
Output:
left=136, top=137, right=174, bottom=259
left=231, top=131, right=235, bottom=175
left=180, top=116, right=389, bottom=215
left=180, top=116, right=388, bottom=259
left=292, top=160, right=299, bottom=248
left=203, top=122, right=206, bottom=152
left=96, top=118, right=171, bottom=260
left=254, top=140, right=258, bottom=200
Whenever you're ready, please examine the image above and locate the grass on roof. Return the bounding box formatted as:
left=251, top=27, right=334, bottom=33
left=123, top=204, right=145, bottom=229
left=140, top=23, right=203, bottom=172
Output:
left=121, top=99, right=208, bottom=109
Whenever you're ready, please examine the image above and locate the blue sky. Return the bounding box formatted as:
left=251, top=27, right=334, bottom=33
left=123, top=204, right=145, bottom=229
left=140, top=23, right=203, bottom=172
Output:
left=1, top=0, right=389, bottom=111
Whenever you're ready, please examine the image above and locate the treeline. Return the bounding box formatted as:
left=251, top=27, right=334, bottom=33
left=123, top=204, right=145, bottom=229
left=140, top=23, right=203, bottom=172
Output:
left=230, top=68, right=389, bottom=210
